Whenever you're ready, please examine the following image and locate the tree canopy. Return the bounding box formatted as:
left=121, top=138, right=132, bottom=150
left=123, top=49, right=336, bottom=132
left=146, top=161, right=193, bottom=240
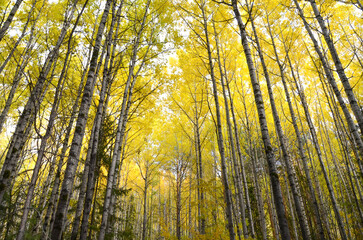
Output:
left=0, top=0, right=362, bottom=239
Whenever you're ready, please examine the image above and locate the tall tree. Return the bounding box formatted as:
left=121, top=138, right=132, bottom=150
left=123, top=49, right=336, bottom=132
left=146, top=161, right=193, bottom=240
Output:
left=0, top=0, right=79, bottom=209
left=229, top=1, right=291, bottom=238
left=50, top=0, right=112, bottom=238
left=199, top=2, right=235, bottom=239
left=308, top=0, right=363, bottom=134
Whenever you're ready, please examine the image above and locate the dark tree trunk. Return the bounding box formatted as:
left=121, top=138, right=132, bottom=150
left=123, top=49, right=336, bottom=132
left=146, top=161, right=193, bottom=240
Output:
left=50, top=0, right=112, bottom=238
left=0, top=0, right=23, bottom=41
left=230, top=1, right=291, bottom=239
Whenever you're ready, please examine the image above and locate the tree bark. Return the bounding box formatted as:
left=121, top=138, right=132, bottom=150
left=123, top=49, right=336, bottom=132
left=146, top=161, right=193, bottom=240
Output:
left=201, top=3, right=235, bottom=239
left=76, top=2, right=121, bottom=237
left=50, top=0, right=111, bottom=238
left=214, top=21, right=248, bottom=238
left=16, top=2, right=88, bottom=236
left=230, top=1, right=291, bottom=239
left=293, top=68, right=348, bottom=240
left=0, top=0, right=23, bottom=41
left=259, top=13, right=311, bottom=240
left=0, top=0, right=78, bottom=208
left=16, top=44, right=69, bottom=240
left=279, top=37, right=327, bottom=239
left=292, top=0, right=363, bottom=175
left=98, top=3, right=150, bottom=239
left=308, top=0, right=363, bottom=134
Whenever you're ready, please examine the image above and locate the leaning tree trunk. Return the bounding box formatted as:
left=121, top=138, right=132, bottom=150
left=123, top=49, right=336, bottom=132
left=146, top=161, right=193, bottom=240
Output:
left=294, top=94, right=335, bottom=240
left=214, top=22, right=249, bottom=238
left=99, top=6, right=126, bottom=233
left=0, top=0, right=78, bottom=207
left=16, top=46, right=68, bottom=240
left=40, top=25, right=94, bottom=239
left=76, top=31, right=109, bottom=240
left=292, top=0, right=363, bottom=175
left=230, top=1, right=291, bottom=239
left=308, top=0, right=363, bottom=134
left=240, top=85, right=267, bottom=240
left=323, top=81, right=363, bottom=224
left=50, top=0, right=111, bottom=238
left=282, top=42, right=326, bottom=240
left=226, top=77, right=255, bottom=238
left=0, top=0, right=23, bottom=41
left=201, top=4, right=235, bottom=239
left=16, top=2, right=87, bottom=237
left=258, top=14, right=311, bottom=240
left=41, top=74, right=86, bottom=239
left=0, top=0, right=41, bottom=76
left=293, top=69, right=348, bottom=240
left=16, top=67, right=66, bottom=240
left=69, top=121, right=95, bottom=240
left=97, top=2, right=150, bottom=239
left=106, top=131, right=128, bottom=236
left=0, top=35, right=34, bottom=134
left=75, top=2, right=121, bottom=237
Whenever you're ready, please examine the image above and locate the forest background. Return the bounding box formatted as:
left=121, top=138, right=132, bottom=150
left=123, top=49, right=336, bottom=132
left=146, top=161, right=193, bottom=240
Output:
left=0, top=0, right=362, bottom=239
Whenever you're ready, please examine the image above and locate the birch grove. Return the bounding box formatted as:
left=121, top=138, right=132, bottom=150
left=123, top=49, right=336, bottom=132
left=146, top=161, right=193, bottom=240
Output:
left=0, top=0, right=362, bottom=239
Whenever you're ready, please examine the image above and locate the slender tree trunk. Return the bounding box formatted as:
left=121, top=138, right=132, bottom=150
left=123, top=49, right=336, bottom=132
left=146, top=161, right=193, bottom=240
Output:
left=76, top=33, right=109, bottom=240
left=281, top=41, right=326, bottom=239
left=70, top=122, right=95, bottom=240
left=176, top=172, right=182, bottom=240
left=0, top=0, right=23, bottom=41
left=188, top=177, right=192, bottom=239
left=293, top=68, right=348, bottom=240
left=252, top=145, right=268, bottom=240
left=292, top=0, right=363, bottom=175
left=106, top=131, right=127, bottom=236
left=317, top=111, right=353, bottom=239
left=264, top=162, right=281, bottom=240
left=308, top=0, right=363, bottom=134
left=142, top=173, right=149, bottom=240
left=0, top=0, right=41, bottom=76
left=239, top=77, right=265, bottom=240
left=76, top=2, right=121, bottom=237
left=0, top=1, right=79, bottom=206
left=41, top=30, right=93, bottom=239
left=283, top=170, right=299, bottom=240
left=101, top=4, right=125, bottom=234
left=230, top=1, right=291, bottom=239
left=229, top=150, right=243, bottom=240
left=16, top=48, right=69, bottom=240
left=193, top=91, right=206, bottom=234
left=294, top=95, right=334, bottom=240
left=98, top=3, right=150, bottom=239
left=0, top=42, right=33, bottom=133
left=195, top=119, right=205, bottom=234
left=214, top=21, right=249, bottom=238
left=87, top=174, right=100, bottom=240
left=50, top=0, right=111, bottom=238
left=200, top=4, right=235, bottom=239
left=317, top=100, right=358, bottom=237
left=16, top=2, right=88, bottom=236
left=257, top=13, right=311, bottom=240
left=226, top=78, right=255, bottom=238
left=320, top=76, right=363, bottom=226
left=30, top=133, right=63, bottom=235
